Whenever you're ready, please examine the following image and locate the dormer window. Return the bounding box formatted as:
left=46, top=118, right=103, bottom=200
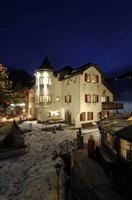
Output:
left=84, top=73, right=99, bottom=83
left=84, top=73, right=91, bottom=82
left=91, top=75, right=99, bottom=83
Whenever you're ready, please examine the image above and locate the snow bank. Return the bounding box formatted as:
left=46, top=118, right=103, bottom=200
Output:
left=0, top=121, right=99, bottom=200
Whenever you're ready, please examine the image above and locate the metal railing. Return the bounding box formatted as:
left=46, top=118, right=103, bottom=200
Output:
left=71, top=168, right=121, bottom=200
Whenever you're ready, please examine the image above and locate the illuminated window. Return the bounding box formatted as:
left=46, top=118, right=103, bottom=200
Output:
left=40, top=77, right=44, bottom=84
left=91, top=75, right=99, bottom=83
left=45, top=77, right=52, bottom=85
left=48, top=77, right=52, bottom=85
left=92, top=95, right=99, bottom=103
left=56, top=97, right=60, bottom=102
left=85, top=94, right=91, bottom=103
left=39, top=77, right=51, bottom=85
left=39, top=95, right=45, bottom=102
left=39, top=95, right=52, bottom=103
left=101, top=96, right=110, bottom=102
left=101, top=96, right=106, bottom=102
left=84, top=73, right=91, bottom=82
left=46, top=95, right=52, bottom=103
left=87, top=112, right=93, bottom=120
left=56, top=112, right=60, bottom=117
left=65, top=95, right=71, bottom=103
left=46, top=112, right=51, bottom=117
left=80, top=112, right=85, bottom=121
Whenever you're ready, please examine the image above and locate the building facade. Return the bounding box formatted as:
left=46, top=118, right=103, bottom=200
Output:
left=99, top=114, right=132, bottom=162
left=29, top=56, right=123, bottom=127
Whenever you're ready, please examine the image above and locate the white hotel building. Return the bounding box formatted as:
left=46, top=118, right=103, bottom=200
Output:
left=28, top=56, right=123, bottom=127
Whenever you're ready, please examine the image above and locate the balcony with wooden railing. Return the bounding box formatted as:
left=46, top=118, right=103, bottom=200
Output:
left=102, top=102, right=124, bottom=110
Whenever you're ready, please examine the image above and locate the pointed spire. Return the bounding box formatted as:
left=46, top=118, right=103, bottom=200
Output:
left=38, top=56, right=54, bottom=71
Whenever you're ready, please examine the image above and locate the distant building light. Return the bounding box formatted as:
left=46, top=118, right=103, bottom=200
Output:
left=10, top=103, right=26, bottom=107
left=2, top=117, right=6, bottom=122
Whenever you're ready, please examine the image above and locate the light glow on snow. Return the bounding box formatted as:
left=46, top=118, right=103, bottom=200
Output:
left=0, top=121, right=99, bottom=200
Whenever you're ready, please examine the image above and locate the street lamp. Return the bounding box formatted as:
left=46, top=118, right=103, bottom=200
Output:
left=55, top=163, right=62, bottom=200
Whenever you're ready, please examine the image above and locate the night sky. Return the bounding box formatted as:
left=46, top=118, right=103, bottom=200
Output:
left=0, top=0, right=132, bottom=75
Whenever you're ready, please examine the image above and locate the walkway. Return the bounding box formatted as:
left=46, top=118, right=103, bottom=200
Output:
left=71, top=146, right=122, bottom=200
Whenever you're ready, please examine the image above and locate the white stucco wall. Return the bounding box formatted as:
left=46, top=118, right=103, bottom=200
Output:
left=62, top=75, right=80, bottom=126
left=79, top=66, right=102, bottom=125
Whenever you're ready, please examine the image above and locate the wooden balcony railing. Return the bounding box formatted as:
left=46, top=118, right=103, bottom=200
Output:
left=102, top=102, right=124, bottom=110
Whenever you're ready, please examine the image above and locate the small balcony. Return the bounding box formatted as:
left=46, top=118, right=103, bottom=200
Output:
left=102, top=102, right=124, bottom=110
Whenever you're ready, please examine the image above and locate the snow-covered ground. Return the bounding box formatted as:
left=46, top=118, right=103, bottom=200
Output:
left=0, top=121, right=99, bottom=200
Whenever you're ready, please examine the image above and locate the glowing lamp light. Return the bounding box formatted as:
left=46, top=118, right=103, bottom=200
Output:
left=2, top=117, right=6, bottom=122
left=50, top=111, right=60, bottom=117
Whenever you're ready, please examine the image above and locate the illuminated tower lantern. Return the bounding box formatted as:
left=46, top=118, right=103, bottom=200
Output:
left=35, top=56, right=62, bottom=121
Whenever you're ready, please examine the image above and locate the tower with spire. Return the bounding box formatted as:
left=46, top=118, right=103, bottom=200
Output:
left=35, top=56, right=62, bottom=121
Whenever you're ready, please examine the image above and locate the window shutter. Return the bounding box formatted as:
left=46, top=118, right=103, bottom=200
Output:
left=97, top=95, right=99, bottom=102
left=85, top=95, right=87, bottom=102
left=88, top=95, right=91, bottom=103
left=91, top=112, right=93, bottom=120
left=107, top=96, right=109, bottom=102
left=80, top=113, right=83, bottom=121
left=84, top=113, right=85, bottom=121
left=85, top=73, right=87, bottom=82
left=88, top=74, right=91, bottom=82
left=69, top=95, right=71, bottom=102
left=96, top=75, right=99, bottom=83
left=80, top=112, right=85, bottom=121
left=87, top=112, right=89, bottom=120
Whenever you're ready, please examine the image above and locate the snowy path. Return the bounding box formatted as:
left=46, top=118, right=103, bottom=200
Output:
left=0, top=122, right=76, bottom=200
left=0, top=121, right=99, bottom=200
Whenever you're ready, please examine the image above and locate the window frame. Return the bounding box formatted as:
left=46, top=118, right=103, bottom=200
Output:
left=39, top=95, right=45, bottom=102
left=46, top=95, right=52, bottom=103
left=39, top=77, right=44, bottom=85
left=92, top=95, right=99, bottom=103
left=65, top=95, right=71, bottom=103
left=87, top=112, right=93, bottom=120
left=85, top=94, right=91, bottom=103
left=91, top=75, right=99, bottom=83
left=80, top=112, right=86, bottom=121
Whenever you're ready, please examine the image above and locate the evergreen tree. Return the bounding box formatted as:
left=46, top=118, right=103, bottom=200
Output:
left=0, top=63, right=13, bottom=107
